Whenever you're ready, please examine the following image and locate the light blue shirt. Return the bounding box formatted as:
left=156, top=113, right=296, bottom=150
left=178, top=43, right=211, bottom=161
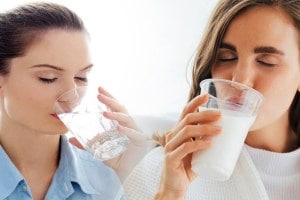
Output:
left=0, top=136, right=125, bottom=200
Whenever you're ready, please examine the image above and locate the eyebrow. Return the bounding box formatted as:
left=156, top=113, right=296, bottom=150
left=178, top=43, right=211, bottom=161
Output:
left=254, top=46, right=285, bottom=55
left=219, top=42, right=236, bottom=52
left=220, top=42, right=284, bottom=55
left=30, top=64, right=93, bottom=71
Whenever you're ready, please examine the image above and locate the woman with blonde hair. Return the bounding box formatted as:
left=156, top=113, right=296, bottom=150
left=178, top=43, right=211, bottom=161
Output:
left=124, top=0, right=300, bottom=199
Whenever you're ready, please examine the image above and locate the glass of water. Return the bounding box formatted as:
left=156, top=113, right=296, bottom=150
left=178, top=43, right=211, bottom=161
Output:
left=55, top=86, right=129, bottom=161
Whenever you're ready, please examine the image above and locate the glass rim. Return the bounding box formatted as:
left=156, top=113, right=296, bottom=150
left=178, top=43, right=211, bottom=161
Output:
left=55, top=86, right=101, bottom=114
left=56, top=85, right=89, bottom=101
left=199, top=78, right=264, bottom=104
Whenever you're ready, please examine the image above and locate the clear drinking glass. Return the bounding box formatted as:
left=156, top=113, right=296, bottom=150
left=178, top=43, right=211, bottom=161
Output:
left=191, top=79, right=264, bottom=181
left=55, top=86, right=129, bottom=161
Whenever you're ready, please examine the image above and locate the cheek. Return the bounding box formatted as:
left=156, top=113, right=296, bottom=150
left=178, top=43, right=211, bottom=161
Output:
left=4, top=91, right=67, bottom=134
left=4, top=89, right=42, bottom=122
left=4, top=83, right=54, bottom=123
left=251, top=78, right=298, bottom=130
left=211, top=66, right=233, bottom=80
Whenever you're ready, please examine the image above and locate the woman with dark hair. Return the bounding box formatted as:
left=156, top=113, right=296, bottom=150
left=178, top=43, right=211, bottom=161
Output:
left=0, top=2, right=135, bottom=199
left=124, top=0, right=300, bottom=199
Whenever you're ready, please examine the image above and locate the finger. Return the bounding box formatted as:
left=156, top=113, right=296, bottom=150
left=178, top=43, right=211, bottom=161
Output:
left=69, top=137, right=85, bottom=149
left=179, top=94, right=209, bottom=120
left=164, top=139, right=212, bottom=164
left=117, top=125, right=150, bottom=145
left=167, top=110, right=221, bottom=142
left=103, top=111, right=140, bottom=130
left=165, top=124, right=221, bottom=152
left=98, top=86, right=116, bottom=99
left=98, top=93, right=128, bottom=113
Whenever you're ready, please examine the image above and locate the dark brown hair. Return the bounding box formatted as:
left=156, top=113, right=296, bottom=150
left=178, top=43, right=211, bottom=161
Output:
left=0, top=2, right=85, bottom=75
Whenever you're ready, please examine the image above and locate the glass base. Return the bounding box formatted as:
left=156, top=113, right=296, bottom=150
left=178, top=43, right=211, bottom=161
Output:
left=88, top=130, right=129, bottom=161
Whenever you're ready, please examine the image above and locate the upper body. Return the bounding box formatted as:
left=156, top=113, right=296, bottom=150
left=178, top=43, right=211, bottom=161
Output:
left=125, top=0, right=300, bottom=199
left=0, top=3, right=130, bottom=199
left=0, top=136, right=124, bottom=200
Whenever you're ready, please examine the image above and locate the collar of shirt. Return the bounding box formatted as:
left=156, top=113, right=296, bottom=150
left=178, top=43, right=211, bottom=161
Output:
left=0, top=136, right=120, bottom=199
left=0, top=143, right=25, bottom=199
left=45, top=136, right=104, bottom=198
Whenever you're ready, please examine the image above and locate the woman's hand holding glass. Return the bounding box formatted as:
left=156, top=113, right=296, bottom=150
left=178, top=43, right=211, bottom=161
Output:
left=155, top=94, right=222, bottom=200
left=99, top=87, right=154, bottom=175
left=69, top=87, right=153, bottom=181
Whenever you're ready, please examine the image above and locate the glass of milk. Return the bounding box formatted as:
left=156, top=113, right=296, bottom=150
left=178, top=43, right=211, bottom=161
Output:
left=191, top=78, right=264, bottom=181
left=54, top=86, right=129, bottom=161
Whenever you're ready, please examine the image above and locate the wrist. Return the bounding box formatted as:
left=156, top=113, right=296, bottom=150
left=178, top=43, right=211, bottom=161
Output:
left=154, top=190, right=184, bottom=200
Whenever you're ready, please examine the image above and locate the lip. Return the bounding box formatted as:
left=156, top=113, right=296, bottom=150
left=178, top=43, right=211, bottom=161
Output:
left=51, top=114, right=60, bottom=119
left=225, top=97, right=244, bottom=105
left=222, top=97, right=245, bottom=111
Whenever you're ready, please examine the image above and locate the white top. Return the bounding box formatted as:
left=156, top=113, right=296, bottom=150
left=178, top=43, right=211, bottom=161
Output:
left=124, top=144, right=300, bottom=200
left=246, top=144, right=300, bottom=200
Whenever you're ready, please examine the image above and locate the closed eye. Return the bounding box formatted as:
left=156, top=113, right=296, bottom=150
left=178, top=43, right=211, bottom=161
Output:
left=39, top=77, right=57, bottom=84
left=217, top=48, right=237, bottom=63
left=257, top=60, right=276, bottom=67
left=218, top=57, right=237, bottom=62
left=75, top=77, right=88, bottom=82
left=256, top=54, right=279, bottom=67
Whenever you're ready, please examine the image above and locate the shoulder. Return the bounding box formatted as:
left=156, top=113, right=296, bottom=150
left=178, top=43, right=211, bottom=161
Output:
left=123, top=146, right=164, bottom=200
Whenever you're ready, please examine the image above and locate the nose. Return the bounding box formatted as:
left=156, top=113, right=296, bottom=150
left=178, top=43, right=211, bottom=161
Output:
left=58, top=88, right=80, bottom=102
left=231, top=62, right=254, bottom=88
left=57, top=78, right=82, bottom=102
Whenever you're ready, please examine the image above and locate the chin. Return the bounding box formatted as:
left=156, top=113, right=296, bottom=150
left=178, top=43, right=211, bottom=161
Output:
left=40, top=123, right=69, bottom=135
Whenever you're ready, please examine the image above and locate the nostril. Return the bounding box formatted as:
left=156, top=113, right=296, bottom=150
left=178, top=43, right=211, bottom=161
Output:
left=231, top=79, right=254, bottom=89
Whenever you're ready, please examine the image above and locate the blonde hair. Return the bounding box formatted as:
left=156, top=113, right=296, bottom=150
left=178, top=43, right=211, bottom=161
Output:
left=153, top=0, right=300, bottom=146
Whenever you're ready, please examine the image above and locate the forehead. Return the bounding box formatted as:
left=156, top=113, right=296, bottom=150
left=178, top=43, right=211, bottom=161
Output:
left=223, top=6, right=298, bottom=47
left=16, top=30, right=91, bottom=71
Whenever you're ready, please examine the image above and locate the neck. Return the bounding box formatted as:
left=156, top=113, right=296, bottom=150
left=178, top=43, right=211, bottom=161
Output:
left=0, top=110, right=61, bottom=200
left=0, top=117, right=60, bottom=176
left=246, top=112, right=298, bottom=153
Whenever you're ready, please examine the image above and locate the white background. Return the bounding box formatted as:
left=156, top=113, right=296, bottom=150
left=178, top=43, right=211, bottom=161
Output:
left=0, top=0, right=218, bottom=116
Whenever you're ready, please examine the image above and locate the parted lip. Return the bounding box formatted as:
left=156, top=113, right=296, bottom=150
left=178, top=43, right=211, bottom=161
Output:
left=224, top=96, right=244, bottom=105
left=51, top=113, right=59, bottom=119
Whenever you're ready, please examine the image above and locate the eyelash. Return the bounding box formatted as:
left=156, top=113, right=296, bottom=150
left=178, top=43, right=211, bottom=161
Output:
left=75, top=77, right=88, bottom=82
left=217, top=58, right=276, bottom=68
left=257, top=60, right=276, bottom=67
left=218, top=58, right=237, bottom=62
left=39, top=78, right=57, bottom=84
left=39, top=77, right=88, bottom=84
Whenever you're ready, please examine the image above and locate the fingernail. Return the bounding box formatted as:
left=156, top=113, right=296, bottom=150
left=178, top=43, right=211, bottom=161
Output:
left=98, top=94, right=108, bottom=100
left=213, top=125, right=222, bottom=131
left=104, top=110, right=112, bottom=114
left=211, top=110, right=221, bottom=115
left=204, top=137, right=212, bottom=143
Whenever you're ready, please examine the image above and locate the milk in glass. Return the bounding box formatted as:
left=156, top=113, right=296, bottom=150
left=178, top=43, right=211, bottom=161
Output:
left=191, top=108, right=255, bottom=181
